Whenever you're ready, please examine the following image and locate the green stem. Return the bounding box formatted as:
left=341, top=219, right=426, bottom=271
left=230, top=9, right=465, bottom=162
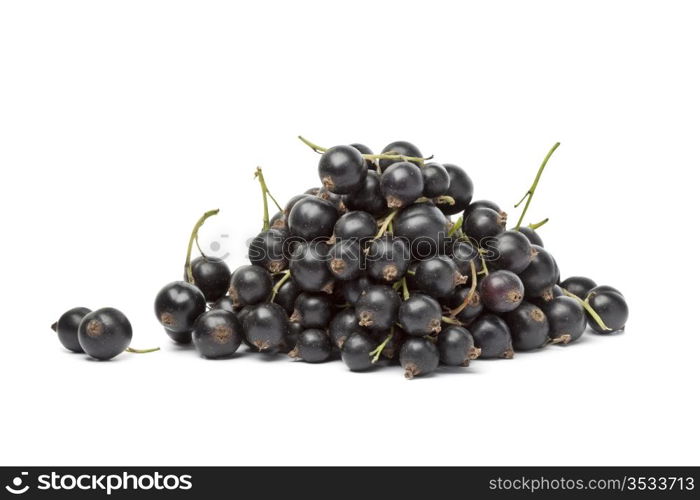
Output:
left=185, top=209, right=220, bottom=283
left=479, top=252, right=489, bottom=276
left=255, top=167, right=272, bottom=230
left=401, top=277, right=410, bottom=301
left=514, top=142, right=560, bottom=230
left=441, top=316, right=463, bottom=326
left=298, top=136, right=431, bottom=164
left=374, top=209, right=399, bottom=239
left=449, top=259, right=477, bottom=317
left=448, top=216, right=463, bottom=237
left=270, top=270, right=292, bottom=301
left=126, top=347, right=161, bottom=354
left=528, top=218, right=550, bottom=230
left=561, top=289, right=611, bottom=331
left=370, top=331, right=394, bottom=363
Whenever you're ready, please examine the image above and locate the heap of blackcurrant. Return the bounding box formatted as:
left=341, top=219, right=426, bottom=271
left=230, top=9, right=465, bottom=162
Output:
left=51, top=137, right=629, bottom=377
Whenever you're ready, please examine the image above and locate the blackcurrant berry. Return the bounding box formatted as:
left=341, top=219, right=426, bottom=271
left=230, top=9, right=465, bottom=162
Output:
left=588, top=285, right=624, bottom=298
left=78, top=307, right=133, bottom=361
left=328, top=239, right=363, bottom=281
left=393, top=203, right=449, bottom=259
left=380, top=162, right=424, bottom=208
left=400, top=337, right=439, bottom=379
left=366, top=235, right=410, bottom=284
left=517, top=226, right=543, bottom=247
left=270, top=211, right=286, bottom=230
left=470, top=314, right=514, bottom=359
left=281, top=321, right=303, bottom=354
left=344, top=171, right=388, bottom=217
left=192, top=309, right=243, bottom=359
left=287, top=195, right=338, bottom=241
left=560, top=276, right=597, bottom=299
left=414, top=256, right=466, bottom=298
left=399, top=293, right=442, bottom=336
left=479, top=270, right=525, bottom=312
left=317, top=187, right=348, bottom=213
left=518, top=245, right=557, bottom=299
left=487, top=230, right=535, bottom=274
left=439, top=164, right=474, bottom=215
left=464, top=200, right=501, bottom=218
left=349, top=143, right=375, bottom=169
left=248, top=228, right=289, bottom=273
left=289, top=329, right=332, bottom=363
left=338, top=275, right=372, bottom=306
left=243, top=303, right=288, bottom=352
left=185, top=256, right=230, bottom=303
left=272, top=276, right=300, bottom=315
left=333, top=210, right=377, bottom=243
left=378, top=140, right=423, bottom=169
left=290, top=292, right=333, bottom=329
left=587, top=288, right=629, bottom=333
left=450, top=240, right=480, bottom=277
left=229, top=265, right=273, bottom=306
left=52, top=307, right=91, bottom=353
left=285, top=194, right=310, bottom=215
left=355, top=284, right=401, bottom=331
left=289, top=241, right=335, bottom=294
left=462, top=206, right=506, bottom=244
left=329, top=308, right=363, bottom=349
left=341, top=331, right=378, bottom=372
left=212, top=296, right=237, bottom=313
left=444, top=287, right=483, bottom=324
left=437, top=326, right=480, bottom=366
left=504, top=302, right=549, bottom=351
left=541, top=296, right=586, bottom=344
left=421, top=162, right=450, bottom=198
left=318, top=145, right=367, bottom=194
left=154, top=281, right=206, bottom=343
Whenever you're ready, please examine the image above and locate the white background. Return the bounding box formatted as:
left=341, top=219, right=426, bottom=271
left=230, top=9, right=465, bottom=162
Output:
left=1, top=0, right=698, bottom=466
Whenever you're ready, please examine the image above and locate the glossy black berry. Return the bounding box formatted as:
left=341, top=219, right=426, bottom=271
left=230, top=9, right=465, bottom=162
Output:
left=243, top=303, right=288, bottom=352
left=504, top=302, right=549, bottom=351
left=290, top=292, right=333, bottom=329
left=289, top=241, right=335, bottom=293
left=517, top=226, right=543, bottom=247
left=192, top=309, right=243, bottom=359
left=329, top=308, right=361, bottom=349
left=518, top=245, right=557, bottom=299
left=228, top=265, right=273, bottom=307
left=588, top=285, right=624, bottom=298
left=487, top=230, right=535, bottom=274
left=439, top=164, right=474, bottom=215
left=366, top=235, right=410, bottom=284
left=281, top=321, right=303, bottom=354
left=470, top=314, right=513, bottom=359
left=287, top=195, right=338, bottom=241
left=414, top=256, right=466, bottom=298
left=400, top=337, right=439, bottom=379
left=479, top=270, right=524, bottom=313
left=333, top=211, right=377, bottom=243
left=560, top=276, right=597, bottom=299
left=421, top=162, right=450, bottom=198
left=378, top=140, right=423, bottom=169
left=273, top=277, right=300, bottom=315
left=587, top=287, right=629, bottom=333
left=318, top=145, right=367, bottom=194
left=78, top=307, right=133, bottom=361
left=248, top=228, right=289, bottom=273
left=212, top=296, right=236, bottom=313
left=444, top=287, right=483, bottom=324
left=154, top=281, right=206, bottom=342
left=328, top=239, right=363, bottom=281
left=355, top=284, right=400, bottom=331
left=349, top=143, right=375, bottom=169
left=344, top=171, right=388, bottom=217
left=338, top=275, right=372, bottom=306
left=462, top=206, right=506, bottom=244
left=393, top=203, right=449, bottom=259
left=541, top=296, right=586, bottom=344
left=317, top=188, right=347, bottom=213
left=380, top=162, right=424, bottom=208
left=289, top=329, right=332, bottom=363
left=52, top=307, right=91, bottom=353
left=464, top=200, right=501, bottom=218
left=437, top=326, right=480, bottom=366
left=270, top=211, right=286, bottom=230
left=186, top=256, right=231, bottom=303
left=399, top=293, right=442, bottom=336
left=341, top=332, right=378, bottom=372
left=284, top=194, right=310, bottom=216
